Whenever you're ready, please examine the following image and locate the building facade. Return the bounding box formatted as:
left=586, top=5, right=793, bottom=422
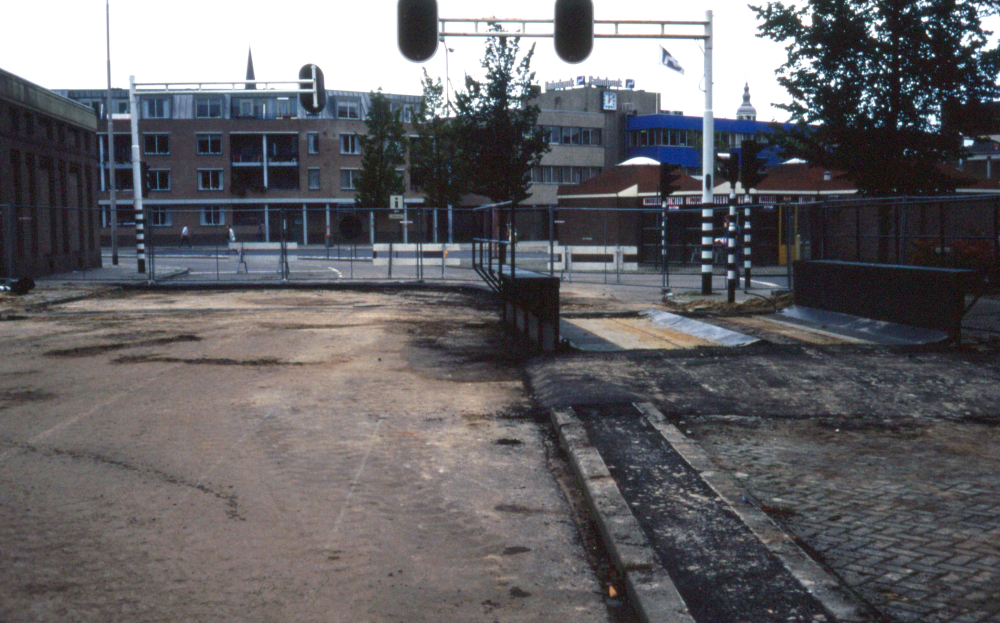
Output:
left=526, top=84, right=660, bottom=206
left=0, top=67, right=101, bottom=278
left=625, top=84, right=786, bottom=174
left=56, top=85, right=424, bottom=246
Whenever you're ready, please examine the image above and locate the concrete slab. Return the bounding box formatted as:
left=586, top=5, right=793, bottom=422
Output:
left=561, top=312, right=757, bottom=352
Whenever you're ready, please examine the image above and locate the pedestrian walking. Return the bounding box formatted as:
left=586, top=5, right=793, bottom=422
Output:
left=257, top=223, right=265, bottom=242
left=179, top=225, right=192, bottom=248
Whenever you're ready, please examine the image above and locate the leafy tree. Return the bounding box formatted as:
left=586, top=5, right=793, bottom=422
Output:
left=752, top=0, right=1000, bottom=195
left=409, top=69, right=464, bottom=209
left=453, top=28, right=549, bottom=205
left=356, top=90, right=407, bottom=208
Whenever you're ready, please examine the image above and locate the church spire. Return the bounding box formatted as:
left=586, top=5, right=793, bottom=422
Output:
left=736, top=82, right=756, bottom=121
left=245, top=48, right=257, bottom=90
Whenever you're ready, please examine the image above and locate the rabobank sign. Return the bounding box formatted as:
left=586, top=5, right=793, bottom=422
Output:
left=545, top=76, right=635, bottom=92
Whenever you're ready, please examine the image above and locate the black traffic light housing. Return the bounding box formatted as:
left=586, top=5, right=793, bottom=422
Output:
left=659, top=162, right=682, bottom=203
left=740, top=140, right=768, bottom=191
left=398, top=0, right=439, bottom=62
left=554, top=0, right=594, bottom=64
left=716, top=150, right=740, bottom=187
left=299, top=64, right=327, bottom=114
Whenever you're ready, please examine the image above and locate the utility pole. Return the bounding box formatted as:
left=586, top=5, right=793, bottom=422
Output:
left=106, top=0, right=118, bottom=265
left=700, top=10, right=714, bottom=295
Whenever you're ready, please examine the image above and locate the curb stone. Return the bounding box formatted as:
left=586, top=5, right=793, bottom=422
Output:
left=550, top=407, right=695, bottom=623
left=633, top=402, right=869, bottom=623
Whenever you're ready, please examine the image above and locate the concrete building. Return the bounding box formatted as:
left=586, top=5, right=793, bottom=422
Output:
left=0, top=67, right=102, bottom=278
left=625, top=84, right=786, bottom=174
left=526, top=82, right=660, bottom=206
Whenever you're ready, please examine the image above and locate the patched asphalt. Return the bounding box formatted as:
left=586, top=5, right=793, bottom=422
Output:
left=574, top=402, right=834, bottom=623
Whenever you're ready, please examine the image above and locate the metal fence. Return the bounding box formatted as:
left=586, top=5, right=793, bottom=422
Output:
left=3, top=196, right=997, bottom=290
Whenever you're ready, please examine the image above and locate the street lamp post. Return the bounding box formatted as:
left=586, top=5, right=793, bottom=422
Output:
left=106, top=0, right=118, bottom=265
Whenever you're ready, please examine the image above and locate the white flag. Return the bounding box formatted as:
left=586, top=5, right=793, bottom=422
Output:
left=660, top=46, right=685, bottom=74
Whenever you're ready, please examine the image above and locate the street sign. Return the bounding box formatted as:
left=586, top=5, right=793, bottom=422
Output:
left=390, top=195, right=404, bottom=210
left=389, top=213, right=405, bottom=220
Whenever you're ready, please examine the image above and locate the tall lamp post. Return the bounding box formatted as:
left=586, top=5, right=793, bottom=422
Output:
left=106, top=0, right=118, bottom=265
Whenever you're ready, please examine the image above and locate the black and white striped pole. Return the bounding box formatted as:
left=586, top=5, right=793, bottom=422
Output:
left=127, top=75, right=148, bottom=279
left=727, top=189, right=737, bottom=303
left=743, top=198, right=752, bottom=288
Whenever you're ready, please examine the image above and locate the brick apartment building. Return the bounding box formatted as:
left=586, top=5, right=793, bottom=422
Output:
left=57, top=82, right=424, bottom=246
left=0, top=67, right=102, bottom=278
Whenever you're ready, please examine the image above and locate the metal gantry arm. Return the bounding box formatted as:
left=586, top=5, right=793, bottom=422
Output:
left=438, top=18, right=709, bottom=39
left=131, top=80, right=317, bottom=97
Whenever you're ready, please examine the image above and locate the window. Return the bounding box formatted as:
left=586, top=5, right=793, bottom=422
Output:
left=391, top=103, right=413, bottom=123
left=116, top=100, right=129, bottom=114
left=238, top=99, right=254, bottom=118
left=530, top=165, right=601, bottom=185
left=340, top=134, right=360, bottom=155
left=201, top=206, right=224, bottom=226
left=9, top=106, right=20, bottom=134
left=150, top=207, right=172, bottom=227
left=308, top=132, right=320, bottom=154
left=195, top=97, right=222, bottom=118
left=198, top=169, right=223, bottom=191
left=337, top=99, right=360, bottom=119
left=149, top=169, right=170, bottom=191
left=196, top=133, right=222, bottom=155
left=308, top=168, right=321, bottom=190
left=144, top=134, right=169, bottom=155
left=340, top=168, right=360, bottom=190
left=277, top=98, right=291, bottom=117
left=144, top=98, right=169, bottom=119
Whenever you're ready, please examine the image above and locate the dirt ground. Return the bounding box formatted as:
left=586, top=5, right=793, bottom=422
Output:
left=0, top=286, right=614, bottom=622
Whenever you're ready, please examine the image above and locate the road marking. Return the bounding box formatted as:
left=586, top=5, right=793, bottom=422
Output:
left=751, top=279, right=781, bottom=288
left=0, top=362, right=182, bottom=463
left=325, top=416, right=385, bottom=550
left=328, top=267, right=343, bottom=278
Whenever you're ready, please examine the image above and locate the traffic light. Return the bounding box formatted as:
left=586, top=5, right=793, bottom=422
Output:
left=716, top=150, right=739, bottom=187
left=659, top=162, right=682, bottom=203
left=740, top=140, right=767, bottom=191
left=299, top=64, right=327, bottom=114
left=398, top=0, right=438, bottom=62
left=554, top=0, right=594, bottom=64
left=140, top=160, right=151, bottom=199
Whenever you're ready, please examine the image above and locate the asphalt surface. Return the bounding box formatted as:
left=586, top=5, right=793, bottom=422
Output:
left=575, top=402, right=833, bottom=623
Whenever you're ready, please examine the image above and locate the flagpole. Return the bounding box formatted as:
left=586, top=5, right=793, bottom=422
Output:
left=700, top=9, right=714, bottom=294
left=106, top=0, right=118, bottom=265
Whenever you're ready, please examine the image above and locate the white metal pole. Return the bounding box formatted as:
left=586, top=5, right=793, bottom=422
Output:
left=106, top=0, right=118, bottom=265
left=128, top=75, right=146, bottom=276
left=700, top=10, right=714, bottom=294
left=302, top=203, right=308, bottom=245
left=447, top=204, right=453, bottom=243
left=265, top=203, right=270, bottom=242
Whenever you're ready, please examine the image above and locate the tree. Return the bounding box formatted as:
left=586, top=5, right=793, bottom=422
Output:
left=751, top=0, right=1000, bottom=195
left=356, top=90, right=407, bottom=208
left=409, top=69, right=464, bottom=209
left=453, top=28, right=550, bottom=205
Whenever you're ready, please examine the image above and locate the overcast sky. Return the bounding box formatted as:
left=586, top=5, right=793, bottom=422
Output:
left=3, top=1, right=993, bottom=122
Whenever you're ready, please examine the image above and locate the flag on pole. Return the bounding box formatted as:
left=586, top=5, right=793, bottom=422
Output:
left=660, top=46, right=684, bottom=74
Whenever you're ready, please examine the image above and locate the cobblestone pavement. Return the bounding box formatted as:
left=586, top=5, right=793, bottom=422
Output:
left=687, top=416, right=1000, bottom=623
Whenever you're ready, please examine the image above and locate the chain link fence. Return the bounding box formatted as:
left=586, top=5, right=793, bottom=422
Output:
left=3, top=197, right=997, bottom=290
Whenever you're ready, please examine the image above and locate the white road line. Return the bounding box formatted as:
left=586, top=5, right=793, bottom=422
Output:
left=324, top=416, right=385, bottom=550
left=751, top=279, right=781, bottom=288
left=0, top=363, right=182, bottom=463
left=328, top=267, right=343, bottom=278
